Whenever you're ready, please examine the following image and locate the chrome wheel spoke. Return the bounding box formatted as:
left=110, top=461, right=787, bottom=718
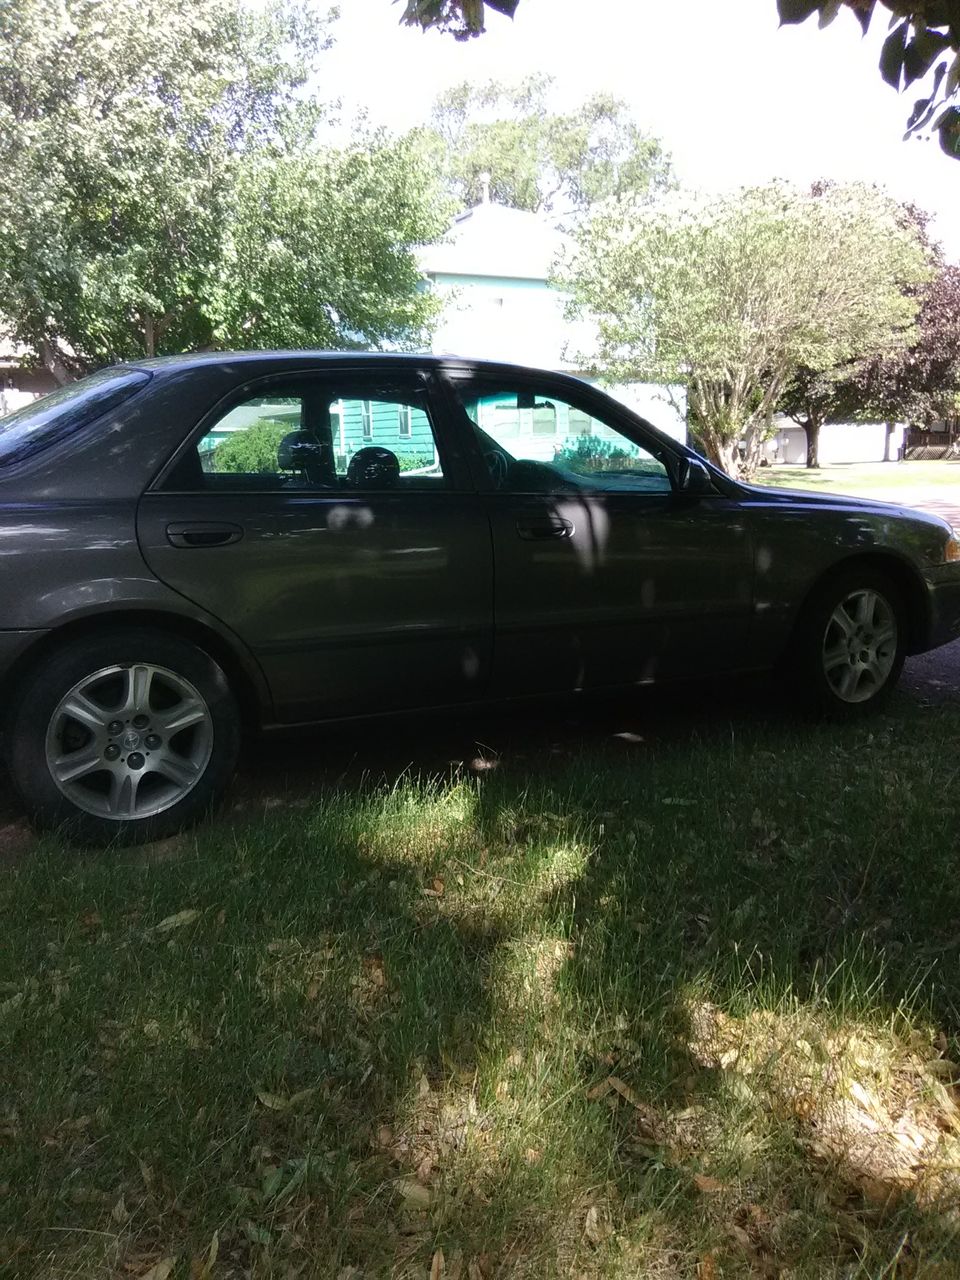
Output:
left=123, top=664, right=154, bottom=715
left=60, top=692, right=110, bottom=733
left=838, top=666, right=860, bottom=699
left=51, top=747, right=103, bottom=784
left=153, top=751, right=201, bottom=790
left=108, top=770, right=139, bottom=818
left=823, top=644, right=848, bottom=672
left=157, top=698, right=207, bottom=735
left=855, top=592, right=876, bottom=627
left=829, top=604, right=856, bottom=639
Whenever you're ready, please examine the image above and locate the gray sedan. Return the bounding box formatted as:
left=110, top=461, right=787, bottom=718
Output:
left=1, top=352, right=958, bottom=842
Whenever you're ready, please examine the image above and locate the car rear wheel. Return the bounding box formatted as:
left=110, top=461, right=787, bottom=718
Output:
left=6, top=629, right=241, bottom=843
left=792, top=568, right=906, bottom=717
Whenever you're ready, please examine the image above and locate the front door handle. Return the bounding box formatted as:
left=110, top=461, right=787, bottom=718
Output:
left=516, top=518, right=574, bottom=541
left=166, top=522, right=244, bottom=549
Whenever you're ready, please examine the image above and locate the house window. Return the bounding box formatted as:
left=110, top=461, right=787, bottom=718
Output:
left=361, top=400, right=373, bottom=440
left=398, top=403, right=412, bottom=438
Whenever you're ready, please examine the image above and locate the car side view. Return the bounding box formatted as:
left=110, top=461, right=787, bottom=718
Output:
left=1, top=351, right=959, bottom=843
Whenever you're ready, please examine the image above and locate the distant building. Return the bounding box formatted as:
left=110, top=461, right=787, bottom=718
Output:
left=416, top=190, right=688, bottom=447
left=0, top=340, right=57, bottom=417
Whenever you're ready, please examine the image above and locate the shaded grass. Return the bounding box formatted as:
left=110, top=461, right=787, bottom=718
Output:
left=3, top=698, right=960, bottom=1277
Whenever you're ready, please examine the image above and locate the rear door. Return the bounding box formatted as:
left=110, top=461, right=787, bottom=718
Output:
left=137, top=367, right=492, bottom=723
left=440, top=371, right=754, bottom=697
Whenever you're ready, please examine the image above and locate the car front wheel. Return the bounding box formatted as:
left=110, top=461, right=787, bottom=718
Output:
left=6, top=629, right=241, bottom=843
left=793, top=568, right=906, bottom=717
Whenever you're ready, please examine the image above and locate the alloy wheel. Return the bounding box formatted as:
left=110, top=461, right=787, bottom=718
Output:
left=821, top=588, right=898, bottom=705
left=44, top=663, right=214, bottom=820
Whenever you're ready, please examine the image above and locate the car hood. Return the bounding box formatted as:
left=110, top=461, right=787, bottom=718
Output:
left=736, top=481, right=953, bottom=531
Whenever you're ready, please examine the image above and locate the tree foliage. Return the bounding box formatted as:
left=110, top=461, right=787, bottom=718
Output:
left=0, top=0, right=448, bottom=380
left=413, top=77, right=672, bottom=216
left=777, top=1, right=960, bottom=158
left=397, top=1, right=960, bottom=158
left=565, top=183, right=931, bottom=477
left=779, top=202, right=960, bottom=465
left=398, top=0, right=517, bottom=40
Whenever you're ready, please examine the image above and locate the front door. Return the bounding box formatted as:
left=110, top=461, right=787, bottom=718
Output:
left=441, top=373, right=754, bottom=698
left=137, top=368, right=492, bottom=723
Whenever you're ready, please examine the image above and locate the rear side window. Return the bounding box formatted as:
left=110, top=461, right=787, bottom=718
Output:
left=0, top=367, right=151, bottom=467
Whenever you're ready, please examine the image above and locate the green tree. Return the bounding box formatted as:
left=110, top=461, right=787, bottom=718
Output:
left=399, top=1, right=960, bottom=158
left=0, top=0, right=447, bottom=381
left=414, top=76, right=672, bottom=216
left=779, top=205, right=960, bottom=466
left=207, top=130, right=449, bottom=349
left=565, top=183, right=931, bottom=477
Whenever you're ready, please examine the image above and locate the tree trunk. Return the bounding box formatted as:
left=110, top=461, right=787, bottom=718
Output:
left=143, top=312, right=155, bottom=358
left=883, top=419, right=895, bottom=462
left=803, top=415, right=822, bottom=469
left=39, top=339, right=74, bottom=386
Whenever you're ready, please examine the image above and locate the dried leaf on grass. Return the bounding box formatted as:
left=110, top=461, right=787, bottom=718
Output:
left=193, top=1230, right=219, bottom=1280
left=693, top=1173, right=728, bottom=1193
left=430, top=1249, right=445, bottom=1279
left=587, top=1074, right=643, bottom=1107
left=152, top=909, right=199, bottom=935
left=255, top=1087, right=316, bottom=1112
left=139, top=1261, right=176, bottom=1280
left=396, top=1176, right=431, bottom=1208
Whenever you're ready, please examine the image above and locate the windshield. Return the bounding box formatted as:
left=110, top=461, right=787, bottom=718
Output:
left=0, top=367, right=151, bottom=467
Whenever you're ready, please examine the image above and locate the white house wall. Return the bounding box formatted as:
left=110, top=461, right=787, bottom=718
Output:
left=770, top=422, right=907, bottom=466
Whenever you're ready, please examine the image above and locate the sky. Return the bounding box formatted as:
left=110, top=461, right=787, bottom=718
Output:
left=317, top=0, right=959, bottom=258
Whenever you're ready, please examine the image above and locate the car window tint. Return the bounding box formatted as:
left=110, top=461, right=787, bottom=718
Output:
left=458, top=388, right=673, bottom=495
left=169, top=379, right=447, bottom=492
left=0, top=367, right=151, bottom=467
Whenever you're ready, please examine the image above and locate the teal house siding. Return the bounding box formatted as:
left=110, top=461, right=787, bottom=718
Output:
left=335, top=397, right=438, bottom=467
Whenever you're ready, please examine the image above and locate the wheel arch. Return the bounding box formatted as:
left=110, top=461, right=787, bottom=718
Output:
left=788, top=551, right=931, bottom=657
left=0, top=610, right=270, bottom=737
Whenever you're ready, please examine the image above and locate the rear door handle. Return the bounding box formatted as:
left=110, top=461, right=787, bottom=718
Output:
left=166, top=522, right=243, bottom=548
left=516, top=518, right=574, bottom=541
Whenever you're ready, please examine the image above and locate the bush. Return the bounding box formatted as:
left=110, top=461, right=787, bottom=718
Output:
left=211, top=419, right=290, bottom=474
left=555, top=436, right=646, bottom=474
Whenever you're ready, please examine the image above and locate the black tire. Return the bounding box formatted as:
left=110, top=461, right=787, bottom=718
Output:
left=788, top=566, right=906, bottom=720
left=5, top=628, right=241, bottom=844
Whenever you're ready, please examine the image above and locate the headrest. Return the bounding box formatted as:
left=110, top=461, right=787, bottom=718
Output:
left=278, top=430, right=324, bottom=472
left=347, top=446, right=401, bottom=489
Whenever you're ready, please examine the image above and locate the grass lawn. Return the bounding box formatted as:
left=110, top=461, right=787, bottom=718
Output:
left=3, top=694, right=960, bottom=1278
left=753, top=460, right=960, bottom=498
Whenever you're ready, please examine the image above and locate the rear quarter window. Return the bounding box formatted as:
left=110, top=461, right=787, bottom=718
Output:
left=0, top=367, right=151, bottom=467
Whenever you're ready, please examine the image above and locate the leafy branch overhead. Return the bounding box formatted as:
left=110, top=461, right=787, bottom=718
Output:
left=399, top=0, right=960, bottom=157
left=399, top=0, right=518, bottom=39
left=779, top=2, right=960, bottom=155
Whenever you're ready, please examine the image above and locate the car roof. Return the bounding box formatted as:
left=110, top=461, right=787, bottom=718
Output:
left=128, top=350, right=590, bottom=383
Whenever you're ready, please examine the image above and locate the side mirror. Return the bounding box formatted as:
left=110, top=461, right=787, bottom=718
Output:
left=676, top=457, right=712, bottom=497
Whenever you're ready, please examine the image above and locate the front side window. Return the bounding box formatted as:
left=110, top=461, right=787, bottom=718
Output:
left=167, top=377, right=447, bottom=491
left=456, top=385, right=673, bottom=495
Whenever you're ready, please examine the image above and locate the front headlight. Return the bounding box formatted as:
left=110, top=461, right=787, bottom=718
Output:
left=946, top=531, right=960, bottom=563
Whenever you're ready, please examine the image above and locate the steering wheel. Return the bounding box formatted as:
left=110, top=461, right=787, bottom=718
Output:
left=484, top=448, right=510, bottom=489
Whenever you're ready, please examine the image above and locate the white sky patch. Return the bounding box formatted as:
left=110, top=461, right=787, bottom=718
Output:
left=317, top=0, right=959, bottom=258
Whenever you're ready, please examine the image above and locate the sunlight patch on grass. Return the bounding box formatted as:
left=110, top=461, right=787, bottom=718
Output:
left=358, top=779, right=480, bottom=867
